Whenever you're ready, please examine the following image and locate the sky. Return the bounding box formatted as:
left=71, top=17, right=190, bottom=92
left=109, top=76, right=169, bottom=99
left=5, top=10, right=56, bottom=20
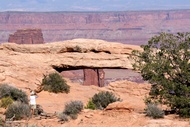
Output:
left=0, top=0, right=190, bottom=12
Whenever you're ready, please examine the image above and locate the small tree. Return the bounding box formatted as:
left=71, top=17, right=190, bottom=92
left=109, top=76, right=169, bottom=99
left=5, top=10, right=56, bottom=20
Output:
left=42, top=72, right=70, bottom=93
left=131, top=32, right=190, bottom=117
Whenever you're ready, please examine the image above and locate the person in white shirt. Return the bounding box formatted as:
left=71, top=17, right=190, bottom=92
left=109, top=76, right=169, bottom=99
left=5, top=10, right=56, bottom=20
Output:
left=30, top=91, right=38, bottom=116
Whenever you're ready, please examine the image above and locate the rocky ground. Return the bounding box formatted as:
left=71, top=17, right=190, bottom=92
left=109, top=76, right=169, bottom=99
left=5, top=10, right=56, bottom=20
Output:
left=0, top=39, right=189, bottom=126
left=1, top=79, right=190, bottom=127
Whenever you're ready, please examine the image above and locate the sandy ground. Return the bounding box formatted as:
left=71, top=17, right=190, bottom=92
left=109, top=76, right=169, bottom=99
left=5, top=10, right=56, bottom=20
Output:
left=2, top=79, right=190, bottom=127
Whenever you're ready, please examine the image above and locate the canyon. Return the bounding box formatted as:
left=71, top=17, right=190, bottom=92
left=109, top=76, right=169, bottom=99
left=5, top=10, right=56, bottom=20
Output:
left=0, top=10, right=190, bottom=45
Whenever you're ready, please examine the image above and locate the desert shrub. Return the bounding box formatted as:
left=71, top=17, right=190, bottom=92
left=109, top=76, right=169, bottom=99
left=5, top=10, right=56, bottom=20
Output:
left=0, top=96, right=13, bottom=108
left=0, top=117, right=4, bottom=126
left=85, top=99, right=96, bottom=110
left=145, top=103, right=164, bottom=119
left=42, top=72, right=70, bottom=93
left=64, top=101, right=83, bottom=117
left=58, top=113, right=68, bottom=121
left=5, top=101, right=31, bottom=120
left=0, top=84, right=28, bottom=104
left=91, top=91, right=121, bottom=109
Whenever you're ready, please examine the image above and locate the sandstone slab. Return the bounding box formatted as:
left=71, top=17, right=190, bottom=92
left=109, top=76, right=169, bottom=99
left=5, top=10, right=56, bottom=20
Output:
left=0, top=39, right=140, bottom=89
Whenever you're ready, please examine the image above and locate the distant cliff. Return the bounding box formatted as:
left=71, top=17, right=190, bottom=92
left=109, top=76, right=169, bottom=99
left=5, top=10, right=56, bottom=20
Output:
left=0, top=10, right=190, bottom=45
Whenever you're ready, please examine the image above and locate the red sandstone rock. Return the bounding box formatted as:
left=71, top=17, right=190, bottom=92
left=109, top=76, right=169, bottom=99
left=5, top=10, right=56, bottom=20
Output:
left=8, top=29, right=44, bottom=44
left=83, top=69, right=105, bottom=87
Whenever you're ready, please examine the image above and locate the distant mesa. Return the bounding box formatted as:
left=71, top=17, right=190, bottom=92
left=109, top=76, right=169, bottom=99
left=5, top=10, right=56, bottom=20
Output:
left=8, top=29, right=44, bottom=44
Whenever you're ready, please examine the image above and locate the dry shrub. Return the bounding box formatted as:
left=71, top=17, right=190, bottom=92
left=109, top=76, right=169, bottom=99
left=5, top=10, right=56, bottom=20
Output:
left=92, top=91, right=121, bottom=109
left=42, top=73, right=70, bottom=93
left=5, top=101, right=31, bottom=120
left=145, top=103, right=164, bottom=119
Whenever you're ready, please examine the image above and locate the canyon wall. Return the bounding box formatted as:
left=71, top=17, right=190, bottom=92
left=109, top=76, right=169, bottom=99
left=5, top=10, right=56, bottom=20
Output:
left=0, top=10, right=190, bottom=44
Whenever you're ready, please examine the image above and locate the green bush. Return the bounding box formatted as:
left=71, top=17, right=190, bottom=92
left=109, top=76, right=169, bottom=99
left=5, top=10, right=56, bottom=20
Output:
left=85, top=99, right=96, bottom=110
left=64, top=101, right=83, bottom=119
left=0, top=84, right=28, bottom=104
left=172, top=96, right=190, bottom=118
left=178, top=108, right=190, bottom=118
left=91, top=91, right=121, bottom=110
left=145, top=103, right=164, bottom=119
left=0, top=96, right=13, bottom=108
left=131, top=32, right=190, bottom=117
left=42, top=73, right=70, bottom=93
left=5, top=101, right=31, bottom=120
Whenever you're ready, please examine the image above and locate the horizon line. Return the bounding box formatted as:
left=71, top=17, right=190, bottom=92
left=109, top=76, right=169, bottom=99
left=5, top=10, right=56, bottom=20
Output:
left=0, top=9, right=190, bottom=13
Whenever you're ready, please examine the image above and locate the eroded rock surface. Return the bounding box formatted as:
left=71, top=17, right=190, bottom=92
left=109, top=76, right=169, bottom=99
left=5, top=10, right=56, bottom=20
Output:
left=0, top=39, right=140, bottom=89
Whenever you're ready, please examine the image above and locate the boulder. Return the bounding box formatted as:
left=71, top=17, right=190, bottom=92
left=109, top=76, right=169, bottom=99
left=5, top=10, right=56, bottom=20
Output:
left=105, top=101, right=134, bottom=112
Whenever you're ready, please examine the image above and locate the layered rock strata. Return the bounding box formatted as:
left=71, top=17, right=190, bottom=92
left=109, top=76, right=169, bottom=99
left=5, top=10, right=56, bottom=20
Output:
left=1, top=10, right=190, bottom=44
left=8, top=29, right=44, bottom=44
left=0, top=39, right=141, bottom=89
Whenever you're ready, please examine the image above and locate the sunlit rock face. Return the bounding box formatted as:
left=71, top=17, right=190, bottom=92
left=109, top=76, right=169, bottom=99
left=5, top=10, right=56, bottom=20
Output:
left=0, top=39, right=140, bottom=88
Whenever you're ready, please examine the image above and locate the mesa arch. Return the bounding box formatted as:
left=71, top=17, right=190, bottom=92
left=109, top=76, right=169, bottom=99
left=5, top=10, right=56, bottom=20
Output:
left=0, top=39, right=141, bottom=89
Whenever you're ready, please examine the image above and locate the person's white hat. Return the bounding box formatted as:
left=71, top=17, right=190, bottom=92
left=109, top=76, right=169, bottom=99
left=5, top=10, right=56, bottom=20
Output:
left=30, top=90, right=35, bottom=95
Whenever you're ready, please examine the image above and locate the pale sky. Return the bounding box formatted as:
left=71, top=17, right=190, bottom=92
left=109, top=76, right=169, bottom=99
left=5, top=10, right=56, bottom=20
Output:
left=1, top=0, right=190, bottom=12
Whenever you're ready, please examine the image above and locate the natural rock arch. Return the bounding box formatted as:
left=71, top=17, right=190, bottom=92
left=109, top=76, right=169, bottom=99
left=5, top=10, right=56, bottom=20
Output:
left=1, top=37, right=141, bottom=90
